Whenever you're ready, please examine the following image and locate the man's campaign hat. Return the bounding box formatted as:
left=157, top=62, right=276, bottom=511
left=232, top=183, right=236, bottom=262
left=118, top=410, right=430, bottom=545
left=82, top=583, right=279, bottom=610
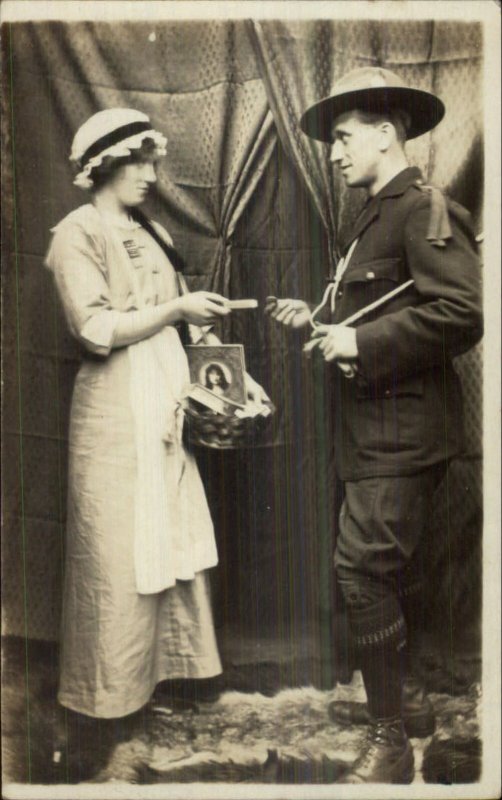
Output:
left=300, top=67, right=445, bottom=142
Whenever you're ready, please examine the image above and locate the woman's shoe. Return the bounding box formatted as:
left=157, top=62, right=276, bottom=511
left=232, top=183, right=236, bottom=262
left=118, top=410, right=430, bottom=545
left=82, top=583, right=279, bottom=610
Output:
left=51, top=708, right=121, bottom=782
left=151, top=678, right=222, bottom=713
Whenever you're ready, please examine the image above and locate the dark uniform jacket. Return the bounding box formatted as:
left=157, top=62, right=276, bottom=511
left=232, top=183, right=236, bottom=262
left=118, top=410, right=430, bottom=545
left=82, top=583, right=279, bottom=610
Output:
left=332, top=166, right=482, bottom=480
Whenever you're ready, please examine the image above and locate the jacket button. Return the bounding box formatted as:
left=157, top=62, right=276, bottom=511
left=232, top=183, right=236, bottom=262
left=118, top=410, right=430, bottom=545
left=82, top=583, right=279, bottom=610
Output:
left=384, top=389, right=391, bottom=397
left=366, top=270, right=375, bottom=280
left=337, top=289, right=343, bottom=298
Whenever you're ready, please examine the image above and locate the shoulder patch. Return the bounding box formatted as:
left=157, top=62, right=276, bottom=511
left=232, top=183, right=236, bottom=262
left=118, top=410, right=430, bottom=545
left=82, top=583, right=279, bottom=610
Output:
left=413, top=179, right=452, bottom=247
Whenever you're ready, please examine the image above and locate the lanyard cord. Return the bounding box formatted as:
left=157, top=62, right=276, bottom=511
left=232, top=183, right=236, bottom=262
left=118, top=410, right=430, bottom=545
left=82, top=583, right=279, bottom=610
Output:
left=309, top=238, right=359, bottom=330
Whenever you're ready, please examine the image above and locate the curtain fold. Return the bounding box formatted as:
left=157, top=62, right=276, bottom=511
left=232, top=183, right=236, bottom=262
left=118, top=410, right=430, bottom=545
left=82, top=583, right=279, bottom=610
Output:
left=2, top=18, right=484, bottom=642
left=208, top=102, right=276, bottom=321
left=248, top=18, right=483, bottom=253
left=3, top=19, right=280, bottom=639
left=248, top=20, right=338, bottom=262
left=243, top=17, right=484, bottom=637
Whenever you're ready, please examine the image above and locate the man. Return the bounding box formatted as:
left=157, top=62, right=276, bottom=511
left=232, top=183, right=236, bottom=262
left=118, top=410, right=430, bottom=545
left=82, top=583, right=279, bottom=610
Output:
left=265, top=67, right=482, bottom=783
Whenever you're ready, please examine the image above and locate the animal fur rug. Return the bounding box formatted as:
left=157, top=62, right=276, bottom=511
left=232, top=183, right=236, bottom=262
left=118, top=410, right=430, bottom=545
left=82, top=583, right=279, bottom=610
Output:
left=93, top=675, right=481, bottom=785
left=2, top=639, right=482, bottom=787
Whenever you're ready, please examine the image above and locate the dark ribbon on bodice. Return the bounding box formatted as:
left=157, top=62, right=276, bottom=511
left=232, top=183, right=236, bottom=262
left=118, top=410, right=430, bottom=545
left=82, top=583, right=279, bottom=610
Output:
left=129, top=207, right=186, bottom=272
left=129, top=207, right=190, bottom=344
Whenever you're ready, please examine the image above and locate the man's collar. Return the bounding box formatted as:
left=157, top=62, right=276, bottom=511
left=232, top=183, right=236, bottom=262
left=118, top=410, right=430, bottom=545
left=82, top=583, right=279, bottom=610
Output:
left=344, top=167, right=423, bottom=250
left=371, top=166, right=423, bottom=202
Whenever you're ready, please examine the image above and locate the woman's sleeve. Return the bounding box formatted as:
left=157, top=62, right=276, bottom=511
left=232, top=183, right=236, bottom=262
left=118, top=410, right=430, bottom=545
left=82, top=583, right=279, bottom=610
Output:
left=46, top=222, right=182, bottom=353
left=46, top=223, right=120, bottom=356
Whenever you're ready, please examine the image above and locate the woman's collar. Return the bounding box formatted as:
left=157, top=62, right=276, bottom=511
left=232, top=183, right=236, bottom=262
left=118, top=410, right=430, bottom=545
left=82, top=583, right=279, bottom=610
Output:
left=92, top=203, right=142, bottom=230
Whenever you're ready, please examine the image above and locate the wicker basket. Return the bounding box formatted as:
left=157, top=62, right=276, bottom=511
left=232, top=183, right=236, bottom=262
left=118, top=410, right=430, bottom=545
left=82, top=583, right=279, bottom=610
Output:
left=183, top=402, right=275, bottom=450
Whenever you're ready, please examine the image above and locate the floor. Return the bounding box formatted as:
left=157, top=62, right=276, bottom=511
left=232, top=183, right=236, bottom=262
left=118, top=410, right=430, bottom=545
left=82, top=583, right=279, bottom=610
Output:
left=2, top=622, right=482, bottom=789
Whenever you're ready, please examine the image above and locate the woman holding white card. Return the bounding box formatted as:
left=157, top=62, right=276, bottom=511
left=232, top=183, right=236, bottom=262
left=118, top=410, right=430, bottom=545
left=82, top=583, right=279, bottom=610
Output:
left=45, top=109, right=266, bottom=757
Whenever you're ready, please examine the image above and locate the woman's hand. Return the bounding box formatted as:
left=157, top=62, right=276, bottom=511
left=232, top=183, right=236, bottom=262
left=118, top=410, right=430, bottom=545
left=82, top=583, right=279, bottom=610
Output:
left=176, top=292, right=230, bottom=326
left=244, top=373, right=271, bottom=405
left=264, top=297, right=312, bottom=329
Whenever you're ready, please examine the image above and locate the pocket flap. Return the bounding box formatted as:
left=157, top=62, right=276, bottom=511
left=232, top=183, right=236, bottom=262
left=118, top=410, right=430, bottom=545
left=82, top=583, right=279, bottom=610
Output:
left=356, top=373, right=425, bottom=399
left=343, top=258, right=401, bottom=284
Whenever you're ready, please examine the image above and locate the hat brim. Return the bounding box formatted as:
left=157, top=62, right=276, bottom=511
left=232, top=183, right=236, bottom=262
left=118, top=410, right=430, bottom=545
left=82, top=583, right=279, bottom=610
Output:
left=72, top=129, right=167, bottom=190
left=300, top=86, right=445, bottom=142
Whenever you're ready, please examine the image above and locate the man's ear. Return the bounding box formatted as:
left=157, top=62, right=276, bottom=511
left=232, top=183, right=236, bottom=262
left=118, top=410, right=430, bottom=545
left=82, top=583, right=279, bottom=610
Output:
left=377, top=122, right=395, bottom=152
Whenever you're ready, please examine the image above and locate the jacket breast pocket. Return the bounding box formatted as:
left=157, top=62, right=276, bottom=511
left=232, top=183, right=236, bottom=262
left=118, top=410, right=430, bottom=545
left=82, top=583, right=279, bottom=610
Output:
left=343, top=257, right=402, bottom=287
left=335, top=257, right=407, bottom=324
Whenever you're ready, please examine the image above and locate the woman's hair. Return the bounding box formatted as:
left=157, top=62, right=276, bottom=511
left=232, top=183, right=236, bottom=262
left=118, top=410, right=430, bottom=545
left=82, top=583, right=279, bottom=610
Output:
left=86, top=138, right=158, bottom=192
left=204, top=363, right=229, bottom=391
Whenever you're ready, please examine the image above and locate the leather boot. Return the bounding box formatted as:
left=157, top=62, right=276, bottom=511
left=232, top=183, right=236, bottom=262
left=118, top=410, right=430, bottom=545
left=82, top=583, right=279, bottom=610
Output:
left=339, top=718, right=414, bottom=784
left=329, top=676, right=435, bottom=738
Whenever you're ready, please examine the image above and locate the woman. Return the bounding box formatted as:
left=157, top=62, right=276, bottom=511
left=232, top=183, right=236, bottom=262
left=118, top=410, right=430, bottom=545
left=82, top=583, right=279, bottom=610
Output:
left=46, top=108, right=266, bottom=745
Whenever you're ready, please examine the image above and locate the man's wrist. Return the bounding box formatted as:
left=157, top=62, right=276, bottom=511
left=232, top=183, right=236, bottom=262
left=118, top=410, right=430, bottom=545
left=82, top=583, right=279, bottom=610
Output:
left=347, top=326, right=359, bottom=358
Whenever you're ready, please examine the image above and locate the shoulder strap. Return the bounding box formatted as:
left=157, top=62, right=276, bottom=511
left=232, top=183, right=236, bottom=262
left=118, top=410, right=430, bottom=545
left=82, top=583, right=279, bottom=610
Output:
left=413, top=179, right=452, bottom=248
left=129, top=207, right=192, bottom=344
left=129, top=207, right=186, bottom=272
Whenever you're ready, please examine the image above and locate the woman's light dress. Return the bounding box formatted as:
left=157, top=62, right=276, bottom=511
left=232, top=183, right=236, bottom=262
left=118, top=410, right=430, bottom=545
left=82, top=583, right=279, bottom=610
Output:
left=46, top=204, right=221, bottom=718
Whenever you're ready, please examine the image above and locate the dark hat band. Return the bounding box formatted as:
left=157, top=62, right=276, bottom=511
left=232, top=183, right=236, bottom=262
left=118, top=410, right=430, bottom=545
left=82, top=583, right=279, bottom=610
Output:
left=300, top=85, right=445, bottom=142
left=80, top=121, right=153, bottom=168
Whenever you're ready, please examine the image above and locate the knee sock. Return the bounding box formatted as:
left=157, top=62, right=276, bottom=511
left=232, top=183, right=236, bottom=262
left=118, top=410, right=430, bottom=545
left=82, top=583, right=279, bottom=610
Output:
left=399, top=580, right=425, bottom=677
left=348, top=595, right=407, bottom=721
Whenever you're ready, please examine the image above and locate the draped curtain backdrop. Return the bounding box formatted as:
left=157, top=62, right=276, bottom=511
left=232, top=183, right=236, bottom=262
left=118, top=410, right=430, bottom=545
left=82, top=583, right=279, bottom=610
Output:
left=247, top=19, right=484, bottom=641
left=2, top=20, right=482, bottom=659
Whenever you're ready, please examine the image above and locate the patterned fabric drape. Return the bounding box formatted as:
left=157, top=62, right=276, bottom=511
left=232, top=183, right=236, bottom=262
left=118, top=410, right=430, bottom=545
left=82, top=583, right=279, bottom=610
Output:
left=2, top=19, right=483, bottom=644
left=249, top=20, right=338, bottom=258
left=18, top=20, right=278, bottom=293
left=2, top=19, right=278, bottom=639
left=249, top=19, right=483, bottom=250
left=246, top=18, right=484, bottom=632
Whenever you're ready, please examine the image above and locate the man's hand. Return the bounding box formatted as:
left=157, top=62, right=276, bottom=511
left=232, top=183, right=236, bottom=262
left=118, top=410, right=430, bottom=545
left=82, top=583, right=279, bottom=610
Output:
left=304, top=324, right=359, bottom=376
left=264, top=297, right=311, bottom=329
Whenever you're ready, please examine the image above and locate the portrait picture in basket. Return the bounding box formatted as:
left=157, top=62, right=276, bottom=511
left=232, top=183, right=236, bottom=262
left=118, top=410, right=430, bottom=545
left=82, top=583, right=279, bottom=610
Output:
left=186, top=344, right=247, bottom=406
left=202, top=362, right=231, bottom=397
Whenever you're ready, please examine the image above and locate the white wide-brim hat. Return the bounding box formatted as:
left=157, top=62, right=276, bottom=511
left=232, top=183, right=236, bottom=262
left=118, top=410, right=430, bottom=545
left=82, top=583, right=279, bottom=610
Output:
left=70, top=108, right=167, bottom=189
